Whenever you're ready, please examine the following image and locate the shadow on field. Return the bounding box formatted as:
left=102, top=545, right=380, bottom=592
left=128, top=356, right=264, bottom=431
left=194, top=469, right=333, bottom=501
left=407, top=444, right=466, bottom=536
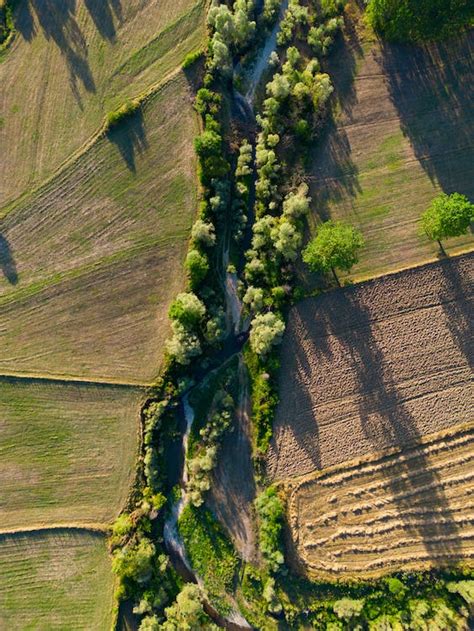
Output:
left=380, top=31, right=474, bottom=198
left=307, top=8, right=363, bottom=221
left=0, top=234, right=18, bottom=285
left=15, top=0, right=96, bottom=103
left=319, top=286, right=462, bottom=562
left=106, top=108, right=148, bottom=172
left=438, top=254, right=474, bottom=371
left=84, top=0, right=123, bottom=42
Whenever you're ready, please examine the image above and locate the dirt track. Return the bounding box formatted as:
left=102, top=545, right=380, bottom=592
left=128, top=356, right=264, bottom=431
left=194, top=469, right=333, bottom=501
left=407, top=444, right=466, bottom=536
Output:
left=268, top=254, right=473, bottom=480
left=287, top=422, right=474, bottom=579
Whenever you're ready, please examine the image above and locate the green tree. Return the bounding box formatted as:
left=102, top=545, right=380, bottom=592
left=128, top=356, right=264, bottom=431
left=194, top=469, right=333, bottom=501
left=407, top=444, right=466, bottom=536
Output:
left=250, top=312, right=285, bottom=357
left=366, top=0, right=474, bottom=42
left=169, top=292, right=206, bottom=327
left=303, top=220, right=364, bottom=285
left=421, top=193, right=474, bottom=253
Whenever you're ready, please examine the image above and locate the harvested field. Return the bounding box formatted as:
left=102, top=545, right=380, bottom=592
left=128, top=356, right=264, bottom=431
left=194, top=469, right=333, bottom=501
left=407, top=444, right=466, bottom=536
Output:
left=0, top=74, right=198, bottom=383
left=0, top=378, right=142, bottom=531
left=306, top=7, right=474, bottom=281
left=287, top=423, right=474, bottom=579
left=268, top=253, right=474, bottom=480
left=0, top=529, right=114, bottom=630
left=0, top=0, right=206, bottom=205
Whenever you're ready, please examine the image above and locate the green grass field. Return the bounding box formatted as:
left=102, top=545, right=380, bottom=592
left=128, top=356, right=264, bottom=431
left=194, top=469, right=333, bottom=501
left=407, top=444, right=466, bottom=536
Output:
left=0, top=378, right=142, bottom=531
left=307, top=8, right=474, bottom=281
left=0, top=530, right=115, bottom=630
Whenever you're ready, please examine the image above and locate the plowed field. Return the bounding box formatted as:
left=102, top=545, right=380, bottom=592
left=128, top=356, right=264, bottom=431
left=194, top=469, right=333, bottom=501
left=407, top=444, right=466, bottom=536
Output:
left=287, top=423, right=474, bottom=579
left=268, top=254, right=473, bottom=480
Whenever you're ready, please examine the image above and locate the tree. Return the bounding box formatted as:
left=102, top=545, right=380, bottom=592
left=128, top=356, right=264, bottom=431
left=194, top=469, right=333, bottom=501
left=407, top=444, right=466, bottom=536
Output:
left=366, top=0, right=474, bottom=42
left=191, top=219, right=216, bottom=247
left=421, top=193, right=474, bottom=253
left=162, top=584, right=217, bottom=630
left=250, top=312, right=285, bottom=357
left=169, top=292, right=206, bottom=327
left=185, top=249, right=209, bottom=287
left=303, top=220, right=364, bottom=285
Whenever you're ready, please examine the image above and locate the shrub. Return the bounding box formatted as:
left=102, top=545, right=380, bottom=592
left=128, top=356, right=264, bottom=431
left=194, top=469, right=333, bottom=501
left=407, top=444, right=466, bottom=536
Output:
left=162, top=584, right=214, bottom=630
left=250, top=312, right=285, bottom=357
left=333, top=598, right=365, bottom=621
left=168, top=292, right=206, bottom=327
left=191, top=219, right=216, bottom=247
left=182, top=49, right=204, bottom=69
left=185, top=249, right=209, bottom=287
left=255, top=486, right=285, bottom=573
left=166, top=321, right=201, bottom=365
left=106, top=100, right=140, bottom=128
left=112, top=538, right=155, bottom=589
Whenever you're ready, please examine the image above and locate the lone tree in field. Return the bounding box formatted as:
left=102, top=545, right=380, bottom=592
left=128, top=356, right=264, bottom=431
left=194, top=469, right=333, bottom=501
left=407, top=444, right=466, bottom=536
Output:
left=421, top=193, right=474, bottom=254
left=303, top=221, right=364, bottom=286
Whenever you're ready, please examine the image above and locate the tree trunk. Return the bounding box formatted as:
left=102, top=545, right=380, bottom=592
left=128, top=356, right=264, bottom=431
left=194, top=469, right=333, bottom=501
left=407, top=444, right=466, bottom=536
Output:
left=331, top=267, right=341, bottom=287
left=437, top=239, right=447, bottom=256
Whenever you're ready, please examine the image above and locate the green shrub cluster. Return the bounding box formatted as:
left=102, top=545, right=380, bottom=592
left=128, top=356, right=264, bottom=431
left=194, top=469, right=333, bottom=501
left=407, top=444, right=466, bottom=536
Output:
left=105, top=99, right=141, bottom=129
left=178, top=504, right=239, bottom=614
left=255, top=486, right=285, bottom=573
left=182, top=49, right=204, bottom=69
left=0, top=1, right=13, bottom=46
left=366, top=0, right=474, bottom=42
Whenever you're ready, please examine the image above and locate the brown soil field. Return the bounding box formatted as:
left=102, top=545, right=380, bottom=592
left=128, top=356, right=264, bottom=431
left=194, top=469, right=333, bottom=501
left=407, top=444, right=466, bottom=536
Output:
left=268, top=253, right=473, bottom=480
left=305, top=7, right=474, bottom=281
left=287, top=422, right=474, bottom=579
left=0, top=74, right=198, bottom=383
left=0, top=0, right=206, bottom=206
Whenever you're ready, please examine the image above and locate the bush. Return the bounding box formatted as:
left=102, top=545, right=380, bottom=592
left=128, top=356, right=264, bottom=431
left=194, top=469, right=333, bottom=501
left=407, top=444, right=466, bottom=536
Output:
left=106, top=100, right=140, bottom=128
left=185, top=249, right=209, bottom=288
left=366, top=0, right=474, bottom=42
left=191, top=219, right=216, bottom=247
left=182, top=49, right=204, bottom=69
left=250, top=312, right=285, bottom=357
left=166, top=321, right=201, bottom=365
left=162, top=584, right=215, bottom=630
left=255, top=486, right=285, bottom=573
left=112, top=538, right=155, bottom=591
left=168, top=292, right=206, bottom=327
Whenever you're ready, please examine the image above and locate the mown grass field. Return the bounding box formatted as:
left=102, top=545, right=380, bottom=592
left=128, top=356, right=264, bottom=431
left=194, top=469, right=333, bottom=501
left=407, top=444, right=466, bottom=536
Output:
left=0, top=529, right=115, bottom=630
left=0, top=73, right=199, bottom=383
left=287, top=423, right=474, bottom=579
left=306, top=6, right=474, bottom=281
left=0, top=1, right=206, bottom=626
left=0, top=0, right=206, bottom=205
left=0, top=378, right=142, bottom=531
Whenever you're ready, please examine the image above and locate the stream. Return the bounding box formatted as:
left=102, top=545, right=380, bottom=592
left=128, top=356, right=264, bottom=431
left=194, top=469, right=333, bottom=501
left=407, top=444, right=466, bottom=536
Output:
left=160, top=6, right=292, bottom=629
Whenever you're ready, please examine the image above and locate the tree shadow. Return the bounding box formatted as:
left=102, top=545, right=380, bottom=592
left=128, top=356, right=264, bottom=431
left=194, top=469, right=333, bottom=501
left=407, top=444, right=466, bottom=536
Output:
left=307, top=8, right=364, bottom=222
left=0, top=234, right=18, bottom=285
left=379, top=30, right=474, bottom=198
left=106, top=108, right=148, bottom=173
left=83, top=0, right=123, bottom=43
left=437, top=253, right=474, bottom=371
left=320, top=285, right=462, bottom=563
left=14, top=0, right=96, bottom=103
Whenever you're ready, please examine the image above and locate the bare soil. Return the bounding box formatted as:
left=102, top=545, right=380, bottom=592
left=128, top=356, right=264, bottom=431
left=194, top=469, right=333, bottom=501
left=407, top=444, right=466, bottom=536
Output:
left=287, top=422, right=474, bottom=579
left=268, top=253, right=473, bottom=480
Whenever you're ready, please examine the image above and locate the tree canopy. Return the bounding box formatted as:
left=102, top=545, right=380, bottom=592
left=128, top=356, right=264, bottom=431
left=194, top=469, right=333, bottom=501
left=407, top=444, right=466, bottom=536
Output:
left=366, top=0, right=474, bottom=42
left=421, top=193, right=474, bottom=246
left=303, top=221, right=364, bottom=282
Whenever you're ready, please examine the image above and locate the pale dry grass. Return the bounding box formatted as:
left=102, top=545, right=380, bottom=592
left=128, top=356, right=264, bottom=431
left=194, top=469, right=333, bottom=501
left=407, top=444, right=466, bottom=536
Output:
left=0, top=0, right=206, bottom=205
left=306, top=8, right=474, bottom=281
left=287, top=423, right=474, bottom=579
left=0, top=529, right=114, bottom=630
left=0, top=378, right=142, bottom=531
left=268, top=254, right=474, bottom=480
left=0, top=74, right=198, bottom=383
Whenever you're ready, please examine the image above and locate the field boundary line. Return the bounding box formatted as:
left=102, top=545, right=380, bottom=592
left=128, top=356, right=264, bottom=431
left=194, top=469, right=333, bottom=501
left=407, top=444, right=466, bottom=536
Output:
left=0, top=523, right=109, bottom=537
left=0, top=371, right=151, bottom=389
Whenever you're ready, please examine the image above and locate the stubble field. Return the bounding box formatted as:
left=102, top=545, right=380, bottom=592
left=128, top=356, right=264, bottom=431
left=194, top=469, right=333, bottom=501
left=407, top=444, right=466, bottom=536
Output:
left=287, top=422, right=474, bottom=579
